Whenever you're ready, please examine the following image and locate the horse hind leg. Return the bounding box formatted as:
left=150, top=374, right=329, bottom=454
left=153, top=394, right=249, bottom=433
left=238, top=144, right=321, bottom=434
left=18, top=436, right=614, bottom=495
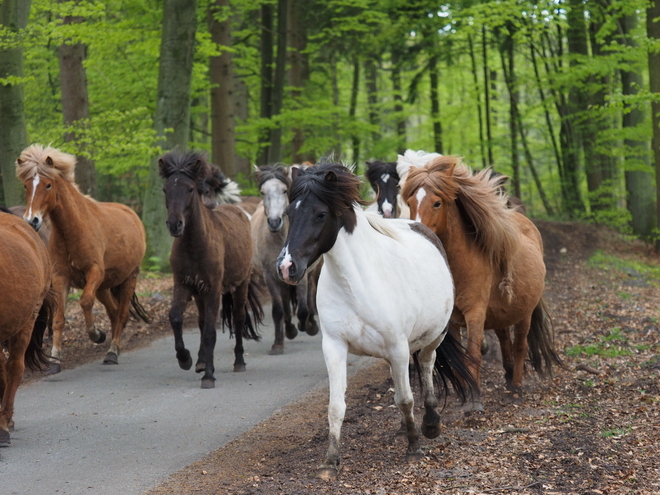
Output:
left=509, top=317, right=532, bottom=403
left=47, top=275, right=69, bottom=374
left=389, top=346, right=423, bottom=462
left=0, top=323, right=32, bottom=444
left=494, top=327, right=515, bottom=391
left=96, top=289, right=120, bottom=365
left=80, top=265, right=106, bottom=345
left=416, top=342, right=443, bottom=440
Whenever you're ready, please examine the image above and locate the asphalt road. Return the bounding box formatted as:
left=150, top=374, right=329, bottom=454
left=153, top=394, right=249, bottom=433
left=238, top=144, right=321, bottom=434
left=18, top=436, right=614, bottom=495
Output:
left=0, top=309, right=374, bottom=494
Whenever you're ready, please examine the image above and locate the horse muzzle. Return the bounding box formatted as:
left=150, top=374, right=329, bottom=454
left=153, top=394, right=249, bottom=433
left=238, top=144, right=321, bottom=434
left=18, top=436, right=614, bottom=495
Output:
left=267, top=217, right=284, bottom=232
left=25, top=215, right=43, bottom=232
left=277, top=256, right=305, bottom=285
left=165, top=219, right=185, bottom=237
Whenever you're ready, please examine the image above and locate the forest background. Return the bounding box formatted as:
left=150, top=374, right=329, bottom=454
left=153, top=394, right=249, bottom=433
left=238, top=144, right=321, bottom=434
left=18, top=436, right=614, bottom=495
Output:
left=1, top=0, right=660, bottom=266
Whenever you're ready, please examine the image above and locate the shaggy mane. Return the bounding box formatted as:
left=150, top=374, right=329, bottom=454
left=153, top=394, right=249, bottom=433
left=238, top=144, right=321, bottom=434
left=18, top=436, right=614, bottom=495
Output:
left=255, top=164, right=291, bottom=189
left=402, top=155, right=521, bottom=296
left=16, top=144, right=77, bottom=184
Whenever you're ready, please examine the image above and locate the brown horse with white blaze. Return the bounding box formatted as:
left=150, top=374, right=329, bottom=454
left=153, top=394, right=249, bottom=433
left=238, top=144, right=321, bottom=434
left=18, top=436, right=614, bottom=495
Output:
left=0, top=207, right=56, bottom=444
left=17, top=144, right=149, bottom=372
left=401, top=156, right=561, bottom=411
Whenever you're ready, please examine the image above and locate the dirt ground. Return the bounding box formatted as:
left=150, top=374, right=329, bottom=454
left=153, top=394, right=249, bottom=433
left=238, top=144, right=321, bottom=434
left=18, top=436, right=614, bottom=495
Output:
left=33, top=220, right=660, bottom=494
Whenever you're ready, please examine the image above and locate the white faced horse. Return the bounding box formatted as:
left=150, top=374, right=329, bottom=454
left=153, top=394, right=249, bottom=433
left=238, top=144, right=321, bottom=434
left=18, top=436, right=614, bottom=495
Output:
left=277, top=161, right=476, bottom=479
left=251, top=165, right=320, bottom=354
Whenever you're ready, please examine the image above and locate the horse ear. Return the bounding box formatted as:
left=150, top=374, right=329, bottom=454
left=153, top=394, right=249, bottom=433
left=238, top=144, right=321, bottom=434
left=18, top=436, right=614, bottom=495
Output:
left=16, top=158, right=23, bottom=165
left=45, top=156, right=54, bottom=167
left=253, top=164, right=259, bottom=173
left=446, top=162, right=458, bottom=176
left=291, top=165, right=302, bottom=181
left=324, top=170, right=338, bottom=183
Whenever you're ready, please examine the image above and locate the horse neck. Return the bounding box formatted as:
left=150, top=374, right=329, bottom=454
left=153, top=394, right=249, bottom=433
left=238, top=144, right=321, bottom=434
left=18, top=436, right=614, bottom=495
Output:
left=181, top=197, right=217, bottom=246
left=436, top=201, right=475, bottom=260
left=48, top=179, right=93, bottom=241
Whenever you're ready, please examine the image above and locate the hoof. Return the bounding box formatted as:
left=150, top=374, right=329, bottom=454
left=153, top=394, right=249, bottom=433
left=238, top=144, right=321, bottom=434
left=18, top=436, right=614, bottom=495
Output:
left=195, top=361, right=206, bottom=373
left=316, top=465, right=339, bottom=481
left=91, top=330, right=106, bottom=344
left=46, top=361, right=61, bottom=375
left=268, top=345, right=284, bottom=355
left=306, top=319, right=320, bottom=336
left=503, top=388, right=524, bottom=405
left=103, top=352, right=118, bottom=365
left=8, top=420, right=14, bottom=432
left=462, top=399, right=485, bottom=413
left=285, top=323, right=298, bottom=340
left=234, top=363, right=246, bottom=372
left=201, top=378, right=215, bottom=389
left=0, top=428, right=9, bottom=446
left=405, top=449, right=424, bottom=462
left=179, top=356, right=193, bottom=371
left=421, top=423, right=440, bottom=439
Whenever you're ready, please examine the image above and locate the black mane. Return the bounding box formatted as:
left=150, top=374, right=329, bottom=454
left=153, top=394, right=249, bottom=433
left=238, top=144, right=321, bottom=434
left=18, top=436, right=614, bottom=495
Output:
left=365, top=160, right=399, bottom=185
left=158, top=149, right=229, bottom=197
left=255, top=164, right=291, bottom=189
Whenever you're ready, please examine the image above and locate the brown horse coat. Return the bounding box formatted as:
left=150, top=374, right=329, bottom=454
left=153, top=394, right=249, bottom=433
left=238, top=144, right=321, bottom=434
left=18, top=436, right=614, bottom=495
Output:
left=0, top=209, right=54, bottom=444
left=17, top=144, right=148, bottom=371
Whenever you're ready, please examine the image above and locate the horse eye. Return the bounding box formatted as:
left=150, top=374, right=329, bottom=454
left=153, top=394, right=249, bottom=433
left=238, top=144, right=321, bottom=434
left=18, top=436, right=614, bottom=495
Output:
left=188, top=187, right=194, bottom=193
left=316, top=212, right=326, bottom=221
left=23, top=184, right=27, bottom=189
left=46, top=183, right=52, bottom=190
left=433, top=201, right=441, bottom=208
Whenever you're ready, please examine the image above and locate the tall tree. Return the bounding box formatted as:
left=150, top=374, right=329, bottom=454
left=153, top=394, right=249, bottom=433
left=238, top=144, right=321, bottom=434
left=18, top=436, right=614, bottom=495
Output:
left=0, top=0, right=30, bottom=205
left=482, top=26, right=494, bottom=167
left=209, top=0, right=236, bottom=177
left=428, top=54, right=442, bottom=154
left=268, top=0, right=288, bottom=163
left=257, top=4, right=273, bottom=165
left=58, top=5, right=97, bottom=196
left=289, top=0, right=307, bottom=163
left=142, top=0, right=198, bottom=263
left=647, top=0, right=660, bottom=248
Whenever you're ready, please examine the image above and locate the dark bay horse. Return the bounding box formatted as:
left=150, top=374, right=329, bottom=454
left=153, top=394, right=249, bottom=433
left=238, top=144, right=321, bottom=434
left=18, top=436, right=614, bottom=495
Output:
left=401, top=155, right=561, bottom=412
left=252, top=164, right=319, bottom=354
left=159, top=150, right=263, bottom=389
left=0, top=208, right=56, bottom=445
left=17, top=145, right=149, bottom=372
left=364, top=160, right=400, bottom=218
left=277, top=162, right=476, bottom=478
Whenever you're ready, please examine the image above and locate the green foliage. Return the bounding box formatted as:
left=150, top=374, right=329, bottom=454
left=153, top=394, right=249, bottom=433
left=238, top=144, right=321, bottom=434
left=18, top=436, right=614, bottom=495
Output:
left=565, top=328, right=633, bottom=358
left=588, top=250, right=660, bottom=283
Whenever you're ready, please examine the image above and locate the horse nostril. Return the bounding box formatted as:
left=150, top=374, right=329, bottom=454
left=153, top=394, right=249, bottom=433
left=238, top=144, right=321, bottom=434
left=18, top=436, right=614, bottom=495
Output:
left=289, top=261, right=297, bottom=276
left=176, top=220, right=183, bottom=230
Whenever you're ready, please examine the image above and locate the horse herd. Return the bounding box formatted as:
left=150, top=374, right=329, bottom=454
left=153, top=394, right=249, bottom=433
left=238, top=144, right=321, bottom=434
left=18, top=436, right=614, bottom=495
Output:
left=0, top=144, right=561, bottom=479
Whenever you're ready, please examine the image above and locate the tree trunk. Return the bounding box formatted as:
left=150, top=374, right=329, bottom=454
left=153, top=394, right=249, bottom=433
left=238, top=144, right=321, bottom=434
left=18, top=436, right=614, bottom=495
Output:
left=429, top=55, right=443, bottom=155
left=482, top=26, right=494, bottom=167
left=349, top=56, right=360, bottom=164
left=58, top=8, right=96, bottom=197
left=289, top=0, right=306, bottom=163
left=468, top=34, right=487, bottom=170
left=391, top=48, right=406, bottom=154
left=233, top=74, right=251, bottom=176
left=647, top=3, right=660, bottom=247
left=0, top=0, right=31, bottom=206
left=142, top=0, right=197, bottom=265
left=365, top=57, right=380, bottom=150
left=209, top=0, right=236, bottom=177
left=500, top=28, right=519, bottom=196
left=268, top=0, right=288, bottom=163
left=623, top=12, right=656, bottom=237
left=257, top=4, right=273, bottom=165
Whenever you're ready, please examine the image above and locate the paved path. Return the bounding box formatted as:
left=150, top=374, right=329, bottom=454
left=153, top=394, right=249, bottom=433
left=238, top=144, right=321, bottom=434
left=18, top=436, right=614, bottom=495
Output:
left=0, top=311, right=374, bottom=494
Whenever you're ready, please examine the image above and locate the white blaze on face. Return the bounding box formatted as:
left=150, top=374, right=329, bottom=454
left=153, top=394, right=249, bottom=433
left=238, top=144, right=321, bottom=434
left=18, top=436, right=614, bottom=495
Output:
left=262, top=178, right=288, bottom=222
left=279, top=245, right=293, bottom=280
left=295, top=199, right=302, bottom=209
left=381, top=198, right=393, bottom=218
left=27, top=173, right=40, bottom=219
left=380, top=173, right=390, bottom=184
left=415, top=188, right=427, bottom=222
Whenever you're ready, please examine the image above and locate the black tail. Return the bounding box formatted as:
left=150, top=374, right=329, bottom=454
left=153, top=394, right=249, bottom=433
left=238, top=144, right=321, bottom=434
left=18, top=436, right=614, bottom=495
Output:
left=25, top=287, right=58, bottom=372
left=110, top=286, right=151, bottom=323
left=220, top=275, right=264, bottom=341
left=527, top=298, right=563, bottom=376
left=430, top=331, right=479, bottom=404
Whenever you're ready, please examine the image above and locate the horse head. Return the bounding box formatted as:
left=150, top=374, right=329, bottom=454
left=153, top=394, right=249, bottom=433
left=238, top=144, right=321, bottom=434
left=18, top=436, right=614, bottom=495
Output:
left=16, top=144, right=77, bottom=232
left=255, top=164, right=291, bottom=232
left=365, top=160, right=399, bottom=218
left=159, top=149, right=219, bottom=237
left=402, top=157, right=463, bottom=236
left=277, top=161, right=364, bottom=285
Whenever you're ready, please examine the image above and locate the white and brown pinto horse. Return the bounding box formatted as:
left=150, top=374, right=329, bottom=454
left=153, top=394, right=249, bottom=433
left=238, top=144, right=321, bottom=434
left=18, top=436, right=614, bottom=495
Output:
left=17, top=144, right=149, bottom=372
left=277, top=162, right=476, bottom=479
left=401, top=156, right=561, bottom=412
left=251, top=165, right=319, bottom=354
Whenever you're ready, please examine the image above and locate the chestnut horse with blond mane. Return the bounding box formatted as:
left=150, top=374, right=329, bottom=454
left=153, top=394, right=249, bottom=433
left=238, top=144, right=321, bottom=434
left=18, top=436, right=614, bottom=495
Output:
left=17, top=144, right=149, bottom=372
left=0, top=207, right=56, bottom=444
left=402, top=156, right=561, bottom=412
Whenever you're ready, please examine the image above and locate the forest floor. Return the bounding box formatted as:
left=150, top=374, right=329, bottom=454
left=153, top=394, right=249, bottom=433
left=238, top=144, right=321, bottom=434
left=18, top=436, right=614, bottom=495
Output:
left=40, top=220, right=660, bottom=494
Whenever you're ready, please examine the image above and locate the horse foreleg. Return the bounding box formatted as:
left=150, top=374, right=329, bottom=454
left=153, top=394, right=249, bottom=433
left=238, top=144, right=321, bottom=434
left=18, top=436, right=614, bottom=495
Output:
left=294, top=276, right=311, bottom=335
left=48, top=274, right=69, bottom=374
left=170, top=284, right=193, bottom=371
left=0, top=324, right=31, bottom=444
left=199, top=293, right=220, bottom=389
left=510, top=317, right=532, bottom=402
left=494, top=327, right=514, bottom=389
left=194, top=296, right=207, bottom=372
left=389, top=345, right=423, bottom=462
left=266, top=278, right=285, bottom=355
left=80, top=265, right=106, bottom=344
left=463, top=312, right=487, bottom=413
left=318, top=335, right=348, bottom=480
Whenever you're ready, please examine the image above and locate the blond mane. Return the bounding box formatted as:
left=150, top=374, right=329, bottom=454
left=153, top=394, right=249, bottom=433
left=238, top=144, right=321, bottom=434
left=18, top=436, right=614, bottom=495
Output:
left=402, top=155, right=521, bottom=299
left=16, top=144, right=77, bottom=184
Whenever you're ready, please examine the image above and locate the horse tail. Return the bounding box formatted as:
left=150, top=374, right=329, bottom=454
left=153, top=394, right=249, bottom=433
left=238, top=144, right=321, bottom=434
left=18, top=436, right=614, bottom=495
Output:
left=110, top=286, right=151, bottom=324
left=527, top=297, right=563, bottom=376
left=432, top=331, right=479, bottom=404
left=25, top=287, right=58, bottom=372
left=221, top=275, right=264, bottom=341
